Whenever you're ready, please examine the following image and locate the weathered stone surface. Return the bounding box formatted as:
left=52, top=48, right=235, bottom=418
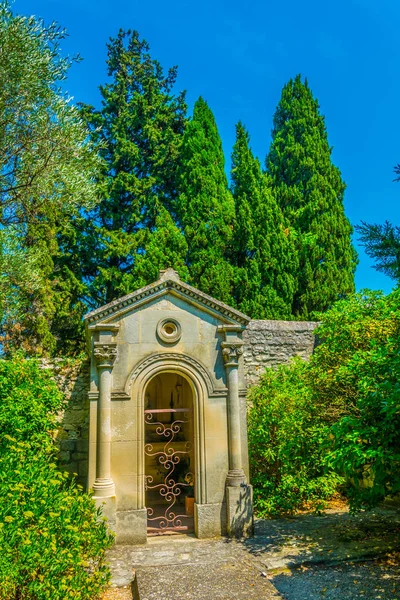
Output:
left=40, top=359, right=90, bottom=489
left=94, top=495, right=117, bottom=533
left=226, top=484, right=254, bottom=538
left=135, top=561, right=280, bottom=600
left=84, top=270, right=253, bottom=543
left=106, top=507, right=400, bottom=600
left=107, top=536, right=282, bottom=599
left=115, top=509, right=147, bottom=545
left=195, top=502, right=223, bottom=538
left=42, top=288, right=319, bottom=545
left=243, top=320, right=318, bottom=387
left=246, top=506, right=400, bottom=571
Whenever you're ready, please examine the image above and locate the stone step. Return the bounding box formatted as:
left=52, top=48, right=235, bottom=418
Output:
left=107, top=536, right=282, bottom=600
left=134, top=560, right=281, bottom=600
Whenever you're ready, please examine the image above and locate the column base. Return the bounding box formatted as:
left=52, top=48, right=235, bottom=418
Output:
left=226, top=469, right=246, bottom=487
left=92, top=477, right=116, bottom=498
left=195, top=502, right=223, bottom=538
left=226, top=484, right=253, bottom=538
left=115, top=508, right=147, bottom=544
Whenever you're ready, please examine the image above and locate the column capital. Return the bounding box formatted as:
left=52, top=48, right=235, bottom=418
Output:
left=222, top=341, right=243, bottom=367
left=94, top=342, right=117, bottom=368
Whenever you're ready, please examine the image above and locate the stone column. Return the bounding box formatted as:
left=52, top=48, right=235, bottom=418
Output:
left=222, top=341, right=247, bottom=487
left=219, top=325, right=253, bottom=538
left=93, top=342, right=117, bottom=498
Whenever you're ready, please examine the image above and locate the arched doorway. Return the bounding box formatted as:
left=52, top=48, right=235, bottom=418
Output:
left=144, top=372, right=195, bottom=536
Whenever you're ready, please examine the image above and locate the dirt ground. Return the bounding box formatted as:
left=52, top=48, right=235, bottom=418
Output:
left=101, top=586, right=132, bottom=600
left=271, top=554, right=400, bottom=600
left=251, top=500, right=400, bottom=600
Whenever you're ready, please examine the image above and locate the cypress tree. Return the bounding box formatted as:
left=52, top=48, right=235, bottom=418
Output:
left=177, top=97, right=235, bottom=304
left=67, top=30, right=188, bottom=310
left=231, top=123, right=296, bottom=318
left=266, top=75, right=357, bottom=318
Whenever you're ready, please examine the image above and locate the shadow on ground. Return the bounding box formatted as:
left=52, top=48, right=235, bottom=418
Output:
left=240, top=507, right=400, bottom=570
left=271, top=558, right=400, bottom=600
left=234, top=506, right=400, bottom=600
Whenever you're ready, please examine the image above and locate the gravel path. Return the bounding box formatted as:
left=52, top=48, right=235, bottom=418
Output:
left=271, top=559, right=400, bottom=600
left=104, top=506, right=400, bottom=599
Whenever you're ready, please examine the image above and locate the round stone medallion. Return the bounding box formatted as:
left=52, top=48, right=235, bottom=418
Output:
left=156, top=318, right=182, bottom=344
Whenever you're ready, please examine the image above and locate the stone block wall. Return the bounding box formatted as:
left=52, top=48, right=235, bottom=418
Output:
left=242, top=320, right=318, bottom=387
left=41, top=359, right=90, bottom=489
left=43, top=319, right=318, bottom=490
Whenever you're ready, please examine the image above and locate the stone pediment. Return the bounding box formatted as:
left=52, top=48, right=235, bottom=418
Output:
left=84, top=268, right=250, bottom=327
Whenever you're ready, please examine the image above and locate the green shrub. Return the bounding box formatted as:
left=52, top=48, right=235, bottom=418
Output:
left=248, top=290, right=400, bottom=514
left=0, top=357, right=113, bottom=599
left=248, top=359, right=342, bottom=516
left=0, top=356, right=63, bottom=443
left=319, top=290, right=400, bottom=509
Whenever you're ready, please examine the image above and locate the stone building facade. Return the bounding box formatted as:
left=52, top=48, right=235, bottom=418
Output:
left=53, top=270, right=318, bottom=543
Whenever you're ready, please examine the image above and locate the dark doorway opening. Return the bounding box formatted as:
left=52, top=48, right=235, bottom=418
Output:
left=144, top=372, right=195, bottom=536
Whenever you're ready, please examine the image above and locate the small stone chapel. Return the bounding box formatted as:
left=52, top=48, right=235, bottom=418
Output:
left=84, top=268, right=254, bottom=543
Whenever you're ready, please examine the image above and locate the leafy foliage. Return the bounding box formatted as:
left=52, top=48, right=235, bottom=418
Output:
left=318, top=291, right=400, bottom=508
left=248, top=360, right=342, bottom=515
left=249, top=290, right=400, bottom=514
left=0, top=6, right=358, bottom=357
left=230, top=122, right=297, bottom=318
left=0, top=2, right=102, bottom=356
left=177, top=97, right=235, bottom=303
left=0, top=229, right=41, bottom=331
left=0, top=357, right=113, bottom=598
left=266, top=75, right=357, bottom=318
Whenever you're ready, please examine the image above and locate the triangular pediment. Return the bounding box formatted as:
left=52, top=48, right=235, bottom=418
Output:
left=84, top=268, right=250, bottom=327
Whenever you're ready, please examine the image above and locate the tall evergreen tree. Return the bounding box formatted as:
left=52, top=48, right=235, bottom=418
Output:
left=231, top=122, right=296, bottom=318
left=266, top=75, right=357, bottom=318
left=66, top=30, right=188, bottom=311
left=177, top=98, right=235, bottom=303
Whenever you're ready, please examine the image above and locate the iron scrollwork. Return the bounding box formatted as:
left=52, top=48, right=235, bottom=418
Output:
left=144, top=409, right=193, bottom=533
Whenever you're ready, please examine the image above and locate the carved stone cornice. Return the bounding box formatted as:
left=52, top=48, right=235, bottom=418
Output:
left=221, top=342, right=243, bottom=367
left=94, top=342, right=117, bottom=368
left=84, top=275, right=250, bottom=327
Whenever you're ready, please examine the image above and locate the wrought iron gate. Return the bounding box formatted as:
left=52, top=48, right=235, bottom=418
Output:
left=144, top=408, right=194, bottom=535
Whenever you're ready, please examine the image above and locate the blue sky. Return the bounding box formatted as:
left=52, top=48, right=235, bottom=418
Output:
left=14, top=0, right=400, bottom=293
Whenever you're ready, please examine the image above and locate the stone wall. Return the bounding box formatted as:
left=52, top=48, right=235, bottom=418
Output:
left=45, top=319, right=318, bottom=489
left=41, top=359, right=90, bottom=489
left=242, top=320, right=318, bottom=387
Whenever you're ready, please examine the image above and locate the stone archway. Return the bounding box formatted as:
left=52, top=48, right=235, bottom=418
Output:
left=128, top=354, right=209, bottom=539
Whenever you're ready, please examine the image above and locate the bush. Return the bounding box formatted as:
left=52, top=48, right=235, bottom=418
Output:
left=0, top=357, right=113, bottom=599
left=248, top=359, right=342, bottom=516
left=248, top=289, right=400, bottom=514
left=320, top=290, right=400, bottom=509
